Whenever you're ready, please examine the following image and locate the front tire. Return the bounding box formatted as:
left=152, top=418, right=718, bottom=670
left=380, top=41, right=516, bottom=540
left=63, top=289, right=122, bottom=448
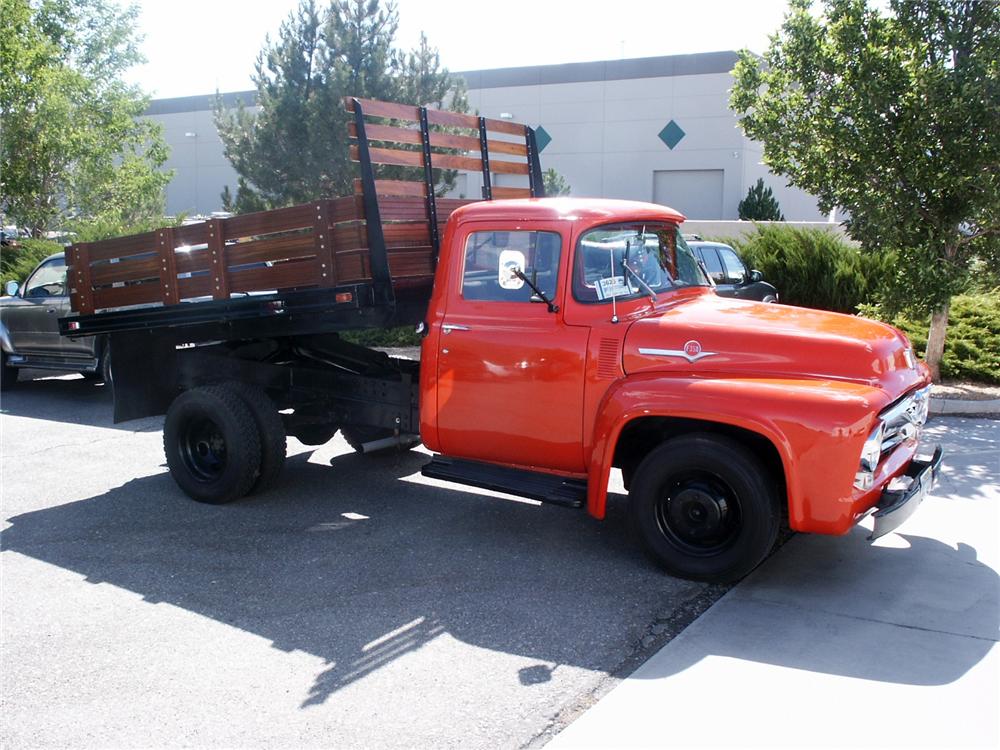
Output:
left=163, top=386, right=261, bottom=504
left=628, top=433, right=780, bottom=583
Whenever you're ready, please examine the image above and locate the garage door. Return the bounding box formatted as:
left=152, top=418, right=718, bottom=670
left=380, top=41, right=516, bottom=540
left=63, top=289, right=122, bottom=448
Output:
left=653, top=169, right=724, bottom=220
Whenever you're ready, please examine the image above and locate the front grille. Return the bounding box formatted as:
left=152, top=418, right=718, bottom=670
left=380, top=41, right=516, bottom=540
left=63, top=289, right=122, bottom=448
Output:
left=880, top=385, right=931, bottom=455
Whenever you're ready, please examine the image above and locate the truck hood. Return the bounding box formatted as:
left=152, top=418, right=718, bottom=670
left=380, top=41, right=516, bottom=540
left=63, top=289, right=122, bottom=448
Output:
left=622, top=294, right=928, bottom=396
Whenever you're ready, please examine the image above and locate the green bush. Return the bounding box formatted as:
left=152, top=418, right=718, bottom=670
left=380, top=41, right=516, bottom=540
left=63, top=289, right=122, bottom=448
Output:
left=0, top=239, right=64, bottom=290
left=342, top=325, right=421, bottom=348
left=880, top=294, right=1000, bottom=384
left=724, top=225, right=895, bottom=314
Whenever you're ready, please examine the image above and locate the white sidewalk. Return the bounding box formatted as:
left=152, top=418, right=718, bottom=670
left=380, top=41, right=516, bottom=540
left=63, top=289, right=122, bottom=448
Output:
left=551, top=417, right=999, bottom=749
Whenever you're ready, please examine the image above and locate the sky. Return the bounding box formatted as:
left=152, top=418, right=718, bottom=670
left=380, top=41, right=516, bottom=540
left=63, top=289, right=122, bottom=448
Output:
left=124, top=0, right=793, bottom=100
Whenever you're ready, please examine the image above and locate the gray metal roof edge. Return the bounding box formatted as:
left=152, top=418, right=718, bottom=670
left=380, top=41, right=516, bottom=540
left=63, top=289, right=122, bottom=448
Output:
left=144, top=50, right=742, bottom=115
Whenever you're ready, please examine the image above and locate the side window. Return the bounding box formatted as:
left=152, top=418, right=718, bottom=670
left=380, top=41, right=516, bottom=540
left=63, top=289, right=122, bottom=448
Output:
left=718, top=246, right=747, bottom=284
left=462, top=231, right=561, bottom=302
left=698, top=247, right=725, bottom=284
left=23, top=258, right=67, bottom=298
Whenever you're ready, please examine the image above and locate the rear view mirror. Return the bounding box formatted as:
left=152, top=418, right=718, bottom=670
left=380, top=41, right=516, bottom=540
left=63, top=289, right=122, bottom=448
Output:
left=5, top=280, right=19, bottom=297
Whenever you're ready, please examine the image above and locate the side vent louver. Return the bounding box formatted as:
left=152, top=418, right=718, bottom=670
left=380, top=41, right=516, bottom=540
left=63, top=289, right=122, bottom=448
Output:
left=597, top=338, right=621, bottom=379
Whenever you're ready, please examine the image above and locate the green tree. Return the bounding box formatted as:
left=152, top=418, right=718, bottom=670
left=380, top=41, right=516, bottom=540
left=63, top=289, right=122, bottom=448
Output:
left=543, top=168, right=571, bottom=196
left=731, top=0, right=1000, bottom=381
left=738, top=178, right=784, bottom=221
left=215, top=0, right=467, bottom=209
left=0, top=0, right=171, bottom=238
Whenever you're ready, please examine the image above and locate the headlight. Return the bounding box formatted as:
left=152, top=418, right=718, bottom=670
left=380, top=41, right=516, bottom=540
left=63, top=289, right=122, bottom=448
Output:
left=854, top=422, right=884, bottom=490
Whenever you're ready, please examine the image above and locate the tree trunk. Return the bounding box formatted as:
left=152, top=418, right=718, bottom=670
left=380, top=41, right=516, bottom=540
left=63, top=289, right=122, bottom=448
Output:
left=924, top=299, right=950, bottom=383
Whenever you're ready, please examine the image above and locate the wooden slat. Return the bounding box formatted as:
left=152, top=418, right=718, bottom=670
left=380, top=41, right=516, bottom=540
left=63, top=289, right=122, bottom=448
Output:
left=425, top=107, right=482, bottom=132
left=345, top=97, right=421, bottom=122
left=177, top=274, right=213, bottom=300
left=353, top=179, right=427, bottom=198
left=207, top=219, right=228, bottom=300
left=334, top=249, right=369, bottom=283
left=92, top=281, right=161, bottom=310
left=173, top=223, right=208, bottom=247
left=491, top=186, right=533, bottom=199
left=225, top=234, right=316, bottom=267
left=387, top=248, right=435, bottom=278
left=175, top=248, right=211, bottom=275
left=350, top=145, right=424, bottom=168
left=228, top=258, right=322, bottom=293
left=485, top=139, right=529, bottom=157
left=89, top=255, right=160, bottom=286
left=331, top=195, right=364, bottom=223
left=223, top=203, right=315, bottom=240
left=348, top=122, right=423, bottom=145
left=85, top=232, right=158, bottom=262
left=481, top=117, right=528, bottom=137
left=428, top=131, right=481, bottom=152
left=156, top=227, right=180, bottom=304
left=428, top=153, right=484, bottom=173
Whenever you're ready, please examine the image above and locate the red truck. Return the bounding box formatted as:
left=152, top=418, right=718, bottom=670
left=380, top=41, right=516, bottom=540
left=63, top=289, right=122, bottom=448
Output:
left=59, top=99, right=941, bottom=583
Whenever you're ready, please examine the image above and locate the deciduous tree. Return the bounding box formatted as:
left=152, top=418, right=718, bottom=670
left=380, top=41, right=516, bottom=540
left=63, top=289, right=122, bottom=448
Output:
left=731, top=0, right=1000, bottom=380
left=0, top=0, right=171, bottom=238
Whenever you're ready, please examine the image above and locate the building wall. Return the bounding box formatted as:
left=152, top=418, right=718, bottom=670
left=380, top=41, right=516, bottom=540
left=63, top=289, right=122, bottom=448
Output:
left=145, top=52, right=828, bottom=222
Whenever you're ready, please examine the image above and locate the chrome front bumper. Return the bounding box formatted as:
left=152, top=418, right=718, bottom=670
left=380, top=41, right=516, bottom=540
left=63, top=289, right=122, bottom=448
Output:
left=868, top=446, right=944, bottom=541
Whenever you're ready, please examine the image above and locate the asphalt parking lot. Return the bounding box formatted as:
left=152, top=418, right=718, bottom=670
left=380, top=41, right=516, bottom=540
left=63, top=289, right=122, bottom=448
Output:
left=1, top=373, right=721, bottom=748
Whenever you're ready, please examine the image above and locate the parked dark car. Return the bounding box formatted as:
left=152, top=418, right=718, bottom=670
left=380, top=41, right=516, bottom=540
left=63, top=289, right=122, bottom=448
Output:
left=686, top=238, right=779, bottom=303
left=1, top=253, right=109, bottom=389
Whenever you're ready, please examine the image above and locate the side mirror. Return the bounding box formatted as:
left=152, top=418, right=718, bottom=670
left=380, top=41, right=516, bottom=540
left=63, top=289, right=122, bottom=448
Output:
left=5, top=280, right=19, bottom=297
left=749, top=269, right=763, bottom=283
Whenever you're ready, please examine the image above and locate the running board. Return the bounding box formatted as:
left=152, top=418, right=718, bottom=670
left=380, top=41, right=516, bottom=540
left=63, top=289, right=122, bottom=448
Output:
left=421, top=456, right=586, bottom=508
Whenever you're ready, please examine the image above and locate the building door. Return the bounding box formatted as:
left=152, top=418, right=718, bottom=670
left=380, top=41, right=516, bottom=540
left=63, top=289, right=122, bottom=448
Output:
left=653, top=169, right=724, bottom=220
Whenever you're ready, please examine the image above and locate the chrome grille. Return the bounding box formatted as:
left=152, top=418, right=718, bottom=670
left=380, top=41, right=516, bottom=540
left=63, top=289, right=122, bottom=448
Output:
left=880, top=385, right=931, bottom=454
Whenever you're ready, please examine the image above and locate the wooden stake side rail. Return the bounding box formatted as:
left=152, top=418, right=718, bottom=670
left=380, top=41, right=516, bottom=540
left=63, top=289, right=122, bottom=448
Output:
left=65, top=97, right=544, bottom=315
left=66, top=195, right=472, bottom=314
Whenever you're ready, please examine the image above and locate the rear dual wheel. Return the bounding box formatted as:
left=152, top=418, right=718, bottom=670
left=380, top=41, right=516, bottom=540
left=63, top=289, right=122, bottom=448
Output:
left=164, top=383, right=286, bottom=504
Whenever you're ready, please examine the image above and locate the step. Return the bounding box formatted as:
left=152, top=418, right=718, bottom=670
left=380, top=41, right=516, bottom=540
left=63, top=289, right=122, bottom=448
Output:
left=421, top=456, right=586, bottom=508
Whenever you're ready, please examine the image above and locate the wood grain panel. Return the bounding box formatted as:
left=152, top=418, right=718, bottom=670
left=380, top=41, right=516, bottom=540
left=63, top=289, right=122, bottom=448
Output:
left=175, top=248, right=212, bottom=275
left=350, top=145, right=424, bottom=168
left=84, top=232, right=158, bottom=262
left=348, top=122, right=423, bottom=145
left=491, top=186, right=533, bottom=199
left=345, top=97, right=421, bottom=122
left=430, top=153, right=484, bottom=172
left=89, top=255, right=160, bottom=285
left=226, top=234, right=317, bottom=266
left=228, top=258, right=323, bottom=293
left=92, top=281, right=161, bottom=310
left=173, top=223, right=208, bottom=247
left=177, top=274, right=213, bottom=300
left=223, top=203, right=315, bottom=239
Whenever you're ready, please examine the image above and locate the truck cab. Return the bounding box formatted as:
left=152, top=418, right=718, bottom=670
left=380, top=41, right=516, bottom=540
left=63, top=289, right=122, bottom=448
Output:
left=419, top=198, right=938, bottom=582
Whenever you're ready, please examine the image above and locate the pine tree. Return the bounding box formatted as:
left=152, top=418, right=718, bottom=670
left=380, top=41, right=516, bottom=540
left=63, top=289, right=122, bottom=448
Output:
left=738, top=178, right=785, bottom=221
left=215, top=0, right=466, bottom=209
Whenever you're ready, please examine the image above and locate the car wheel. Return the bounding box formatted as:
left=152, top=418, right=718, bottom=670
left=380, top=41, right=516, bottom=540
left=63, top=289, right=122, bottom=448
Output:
left=628, top=433, right=780, bottom=583
left=762, top=295, right=778, bottom=303
left=163, top=386, right=261, bottom=504
left=220, top=382, right=286, bottom=494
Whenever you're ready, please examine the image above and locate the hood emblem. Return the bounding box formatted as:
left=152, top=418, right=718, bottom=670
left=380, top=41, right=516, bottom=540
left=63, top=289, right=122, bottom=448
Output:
left=639, top=340, right=718, bottom=363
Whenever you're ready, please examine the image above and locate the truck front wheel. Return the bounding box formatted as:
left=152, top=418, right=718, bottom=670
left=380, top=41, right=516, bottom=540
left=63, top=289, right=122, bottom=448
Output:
left=164, top=386, right=262, bottom=504
left=628, top=434, right=780, bottom=583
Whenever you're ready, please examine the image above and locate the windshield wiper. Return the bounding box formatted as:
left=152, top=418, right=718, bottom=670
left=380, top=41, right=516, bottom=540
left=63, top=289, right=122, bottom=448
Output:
left=513, top=268, right=559, bottom=313
left=622, top=262, right=658, bottom=304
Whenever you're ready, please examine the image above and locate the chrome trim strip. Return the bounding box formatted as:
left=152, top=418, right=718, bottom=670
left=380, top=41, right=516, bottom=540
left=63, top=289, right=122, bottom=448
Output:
left=638, top=347, right=718, bottom=363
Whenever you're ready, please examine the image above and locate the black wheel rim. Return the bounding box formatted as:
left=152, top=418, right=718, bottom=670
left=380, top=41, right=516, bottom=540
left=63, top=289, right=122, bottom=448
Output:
left=654, top=471, right=742, bottom=556
left=178, top=416, right=227, bottom=481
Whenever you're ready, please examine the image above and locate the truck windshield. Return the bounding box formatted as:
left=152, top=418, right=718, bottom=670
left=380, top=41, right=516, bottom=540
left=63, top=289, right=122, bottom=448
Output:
left=572, top=223, right=708, bottom=304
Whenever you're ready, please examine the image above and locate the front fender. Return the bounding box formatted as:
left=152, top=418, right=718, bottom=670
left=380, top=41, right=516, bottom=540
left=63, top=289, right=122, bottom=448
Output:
left=0, top=318, right=13, bottom=353
left=587, top=373, right=892, bottom=534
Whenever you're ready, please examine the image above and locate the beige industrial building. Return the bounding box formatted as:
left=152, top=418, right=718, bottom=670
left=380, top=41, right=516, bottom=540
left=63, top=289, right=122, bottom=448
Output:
left=145, top=51, right=826, bottom=221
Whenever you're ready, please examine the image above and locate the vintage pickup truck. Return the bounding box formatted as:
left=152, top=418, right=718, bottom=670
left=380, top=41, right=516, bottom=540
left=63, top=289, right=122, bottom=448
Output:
left=56, top=98, right=941, bottom=583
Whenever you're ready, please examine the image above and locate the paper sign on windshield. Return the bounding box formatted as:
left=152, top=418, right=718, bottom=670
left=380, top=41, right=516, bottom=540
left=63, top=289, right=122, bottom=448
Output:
left=596, top=276, right=630, bottom=300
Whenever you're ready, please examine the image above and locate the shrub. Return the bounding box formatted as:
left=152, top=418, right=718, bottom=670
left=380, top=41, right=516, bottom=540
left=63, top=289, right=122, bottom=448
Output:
left=878, top=294, right=1000, bottom=384
left=0, top=239, right=64, bottom=290
left=724, top=225, right=894, bottom=314
left=342, top=325, right=421, bottom=348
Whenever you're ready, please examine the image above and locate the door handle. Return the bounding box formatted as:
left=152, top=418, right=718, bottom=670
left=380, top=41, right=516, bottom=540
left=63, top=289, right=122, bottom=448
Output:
left=442, top=324, right=470, bottom=334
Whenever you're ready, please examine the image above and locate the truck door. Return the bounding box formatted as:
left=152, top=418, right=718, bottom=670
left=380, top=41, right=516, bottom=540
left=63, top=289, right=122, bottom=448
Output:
left=434, top=226, right=589, bottom=473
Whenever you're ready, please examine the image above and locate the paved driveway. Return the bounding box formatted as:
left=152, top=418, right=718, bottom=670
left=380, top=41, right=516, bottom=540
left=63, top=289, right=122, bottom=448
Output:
left=1, top=374, right=718, bottom=748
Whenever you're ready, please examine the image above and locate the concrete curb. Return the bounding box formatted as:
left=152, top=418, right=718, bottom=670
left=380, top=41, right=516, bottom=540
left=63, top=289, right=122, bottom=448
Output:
left=930, top=397, right=1000, bottom=416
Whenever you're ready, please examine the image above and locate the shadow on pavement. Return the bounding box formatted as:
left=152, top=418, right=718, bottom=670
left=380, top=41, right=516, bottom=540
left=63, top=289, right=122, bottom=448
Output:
left=0, top=372, right=160, bottom=432
left=2, top=447, right=699, bottom=707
